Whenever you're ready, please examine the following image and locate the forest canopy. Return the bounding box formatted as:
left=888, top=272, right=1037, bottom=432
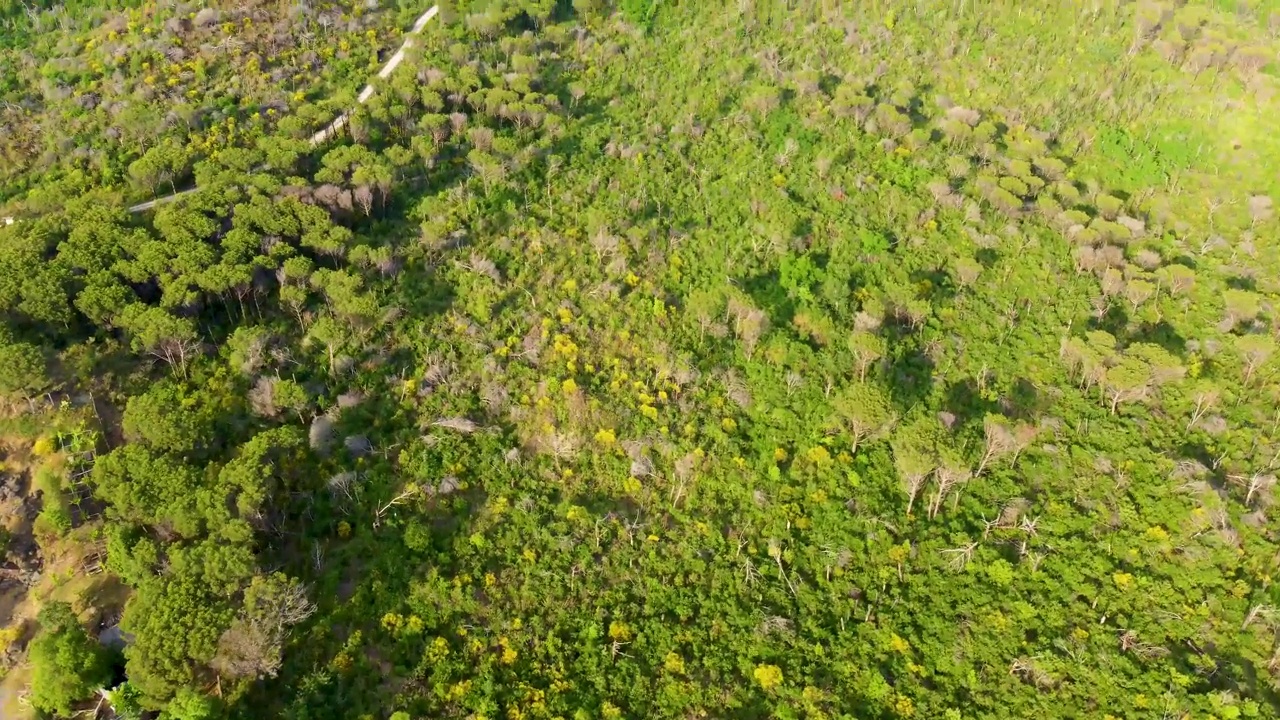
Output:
left=1, top=0, right=1279, bottom=719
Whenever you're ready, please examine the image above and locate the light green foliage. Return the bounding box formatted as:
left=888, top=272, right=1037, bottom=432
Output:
left=3, top=1, right=1280, bottom=719
left=161, top=688, right=219, bottom=720
left=834, top=382, right=894, bottom=455
left=984, top=559, right=1015, bottom=588
left=33, top=464, right=73, bottom=536
left=28, top=601, right=112, bottom=716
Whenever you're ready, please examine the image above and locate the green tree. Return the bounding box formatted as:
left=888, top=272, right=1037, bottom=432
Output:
left=128, top=139, right=191, bottom=196
left=161, top=687, right=218, bottom=720
left=217, top=427, right=305, bottom=519
left=168, top=534, right=257, bottom=597
left=118, top=304, right=201, bottom=376
left=833, top=382, right=895, bottom=456
left=91, top=445, right=207, bottom=538
left=122, top=382, right=213, bottom=456
left=105, top=525, right=161, bottom=587
left=0, top=331, right=48, bottom=395
left=122, top=575, right=232, bottom=708
left=848, top=331, right=887, bottom=382
left=226, top=326, right=273, bottom=376
left=74, top=271, right=135, bottom=326
left=890, top=415, right=945, bottom=516
left=28, top=601, right=112, bottom=716
left=305, top=314, right=351, bottom=375
left=1235, top=334, right=1275, bottom=385
left=1103, top=355, right=1152, bottom=415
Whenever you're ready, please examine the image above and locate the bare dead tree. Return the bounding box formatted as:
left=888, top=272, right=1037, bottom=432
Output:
left=1229, top=472, right=1277, bottom=507
left=929, top=464, right=973, bottom=519
left=671, top=452, right=697, bottom=509
left=1243, top=604, right=1277, bottom=631
left=723, top=369, right=753, bottom=409
left=767, top=540, right=797, bottom=596
left=212, top=576, right=317, bottom=680
left=941, top=542, right=979, bottom=570
left=1187, top=387, right=1219, bottom=430
left=326, top=471, right=358, bottom=502
left=353, top=185, right=374, bottom=215
left=433, top=417, right=480, bottom=433
left=976, top=417, right=1015, bottom=477
left=1118, top=630, right=1170, bottom=660
left=902, top=469, right=929, bottom=517
left=1009, top=656, right=1054, bottom=689
left=727, top=297, right=768, bottom=358
left=374, top=483, right=421, bottom=527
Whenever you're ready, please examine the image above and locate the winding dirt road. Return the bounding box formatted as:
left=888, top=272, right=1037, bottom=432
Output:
left=127, top=5, right=439, bottom=213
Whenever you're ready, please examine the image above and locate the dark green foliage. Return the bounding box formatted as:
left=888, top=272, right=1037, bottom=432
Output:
left=0, top=333, right=47, bottom=395
left=91, top=446, right=208, bottom=538
left=122, top=575, right=232, bottom=707
left=122, top=382, right=214, bottom=456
